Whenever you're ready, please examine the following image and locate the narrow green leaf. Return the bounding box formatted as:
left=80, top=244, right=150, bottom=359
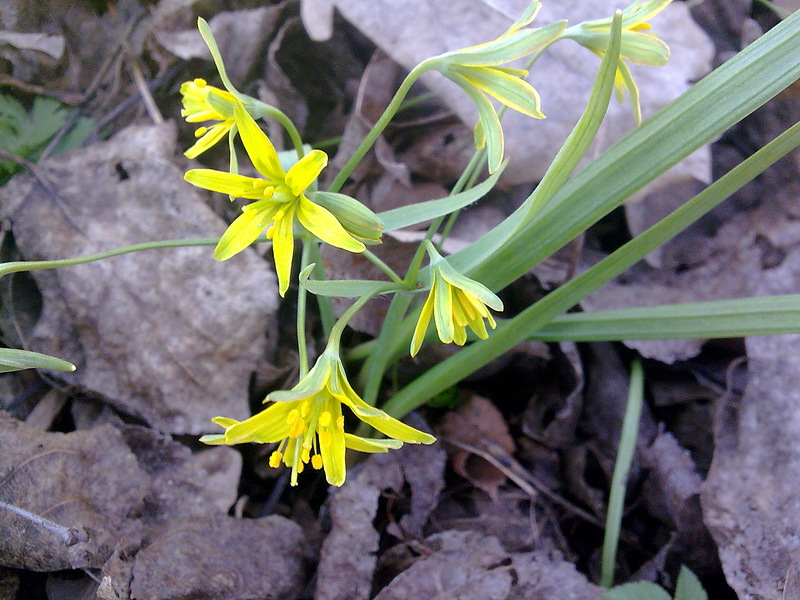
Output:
left=379, top=165, right=504, bottom=231
left=0, top=348, right=76, bottom=373
left=530, top=295, right=800, bottom=341
left=601, top=359, right=644, bottom=588
left=300, top=265, right=401, bottom=298
left=603, top=582, right=671, bottom=600
left=674, top=566, right=708, bottom=600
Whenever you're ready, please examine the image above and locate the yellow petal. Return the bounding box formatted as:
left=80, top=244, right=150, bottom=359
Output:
left=344, top=434, right=403, bottom=453
left=184, top=121, right=233, bottom=159
left=218, top=401, right=296, bottom=444
left=184, top=169, right=265, bottom=199
left=410, top=290, right=436, bottom=357
left=320, top=399, right=346, bottom=485
left=233, top=102, right=284, bottom=180
left=296, top=196, right=365, bottom=253
left=271, top=203, right=297, bottom=296
left=285, top=150, right=328, bottom=196
left=214, top=203, right=279, bottom=261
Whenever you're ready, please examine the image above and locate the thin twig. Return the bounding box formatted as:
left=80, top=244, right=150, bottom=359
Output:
left=0, top=500, right=87, bottom=546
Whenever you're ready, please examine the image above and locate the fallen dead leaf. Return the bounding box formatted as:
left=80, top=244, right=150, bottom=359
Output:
left=100, top=515, right=307, bottom=600
left=440, top=393, right=515, bottom=500
left=315, top=420, right=445, bottom=600
left=0, top=122, right=278, bottom=434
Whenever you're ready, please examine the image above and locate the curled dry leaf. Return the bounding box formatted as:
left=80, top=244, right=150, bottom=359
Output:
left=373, top=530, right=602, bottom=600
left=0, top=123, right=278, bottom=434
left=439, top=393, right=515, bottom=501
left=316, top=421, right=445, bottom=600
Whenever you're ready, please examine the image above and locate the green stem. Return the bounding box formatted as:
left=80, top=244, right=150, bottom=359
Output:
left=328, top=284, right=397, bottom=347
left=327, top=61, right=434, bottom=193
left=251, top=100, right=305, bottom=159
left=601, top=359, right=644, bottom=588
left=297, top=241, right=313, bottom=376
left=305, top=242, right=335, bottom=336
left=361, top=249, right=403, bottom=284
left=0, top=236, right=266, bottom=280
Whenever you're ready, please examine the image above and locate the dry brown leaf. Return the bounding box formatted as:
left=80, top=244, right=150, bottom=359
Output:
left=0, top=123, right=278, bottom=434
left=0, top=414, right=150, bottom=571
left=315, top=425, right=445, bottom=600
left=702, top=248, right=800, bottom=599
left=100, top=516, right=306, bottom=600
left=440, top=393, right=515, bottom=500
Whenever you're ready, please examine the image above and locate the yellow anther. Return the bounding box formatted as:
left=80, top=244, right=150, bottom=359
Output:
left=289, top=418, right=305, bottom=438
left=301, top=447, right=311, bottom=463
left=263, top=187, right=274, bottom=199
left=286, top=409, right=300, bottom=424
left=319, top=431, right=332, bottom=447
left=269, top=451, right=283, bottom=468
left=193, top=78, right=207, bottom=87
left=319, top=412, right=332, bottom=427
left=301, top=400, right=311, bottom=418
left=194, top=127, right=208, bottom=138
left=252, top=179, right=266, bottom=188
left=311, top=455, right=323, bottom=470
left=632, top=22, right=652, bottom=31
left=337, top=416, right=345, bottom=430
left=296, top=460, right=305, bottom=474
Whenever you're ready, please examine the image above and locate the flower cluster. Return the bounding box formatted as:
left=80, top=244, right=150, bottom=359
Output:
left=201, top=347, right=435, bottom=486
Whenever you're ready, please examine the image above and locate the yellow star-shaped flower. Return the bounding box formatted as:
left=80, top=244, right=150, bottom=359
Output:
left=185, top=102, right=366, bottom=295
left=180, top=78, right=238, bottom=158
left=411, top=241, right=504, bottom=356
left=200, top=347, right=435, bottom=486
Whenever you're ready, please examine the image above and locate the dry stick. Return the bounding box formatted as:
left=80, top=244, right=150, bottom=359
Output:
left=442, top=437, right=603, bottom=529
left=127, top=57, right=163, bottom=125
left=0, top=149, right=83, bottom=231
left=0, top=500, right=87, bottom=546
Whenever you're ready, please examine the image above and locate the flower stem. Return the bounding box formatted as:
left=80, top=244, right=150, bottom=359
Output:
left=326, top=60, right=434, bottom=193
left=0, top=236, right=269, bottom=281
left=251, top=100, right=305, bottom=159
left=297, top=241, right=313, bottom=376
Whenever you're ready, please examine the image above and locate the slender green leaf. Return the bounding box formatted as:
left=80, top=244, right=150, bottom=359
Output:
left=299, top=264, right=401, bottom=298
left=378, top=165, right=504, bottom=231
left=601, top=359, right=643, bottom=588
left=381, top=110, right=800, bottom=421
left=530, top=295, right=800, bottom=341
left=0, top=348, right=76, bottom=373
left=674, top=566, right=708, bottom=600
left=603, top=582, right=671, bottom=600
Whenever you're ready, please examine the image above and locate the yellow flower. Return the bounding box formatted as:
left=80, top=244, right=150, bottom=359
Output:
left=411, top=241, right=503, bottom=357
left=200, top=348, right=436, bottom=486
left=429, top=2, right=566, bottom=173
left=184, top=102, right=366, bottom=296
left=180, top=78, right=238, bottom=158
left=564, top=0, right=672, bottom=124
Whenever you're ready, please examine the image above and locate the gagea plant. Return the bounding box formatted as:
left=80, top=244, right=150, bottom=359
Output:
left=3, top=0, right=800, bottom=519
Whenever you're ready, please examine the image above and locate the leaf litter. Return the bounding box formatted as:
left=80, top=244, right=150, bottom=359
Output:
left=0, top=0, right=798, bottom=599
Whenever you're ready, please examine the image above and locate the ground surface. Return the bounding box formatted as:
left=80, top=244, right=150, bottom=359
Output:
left=1, top=1, right=799, bottom=599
